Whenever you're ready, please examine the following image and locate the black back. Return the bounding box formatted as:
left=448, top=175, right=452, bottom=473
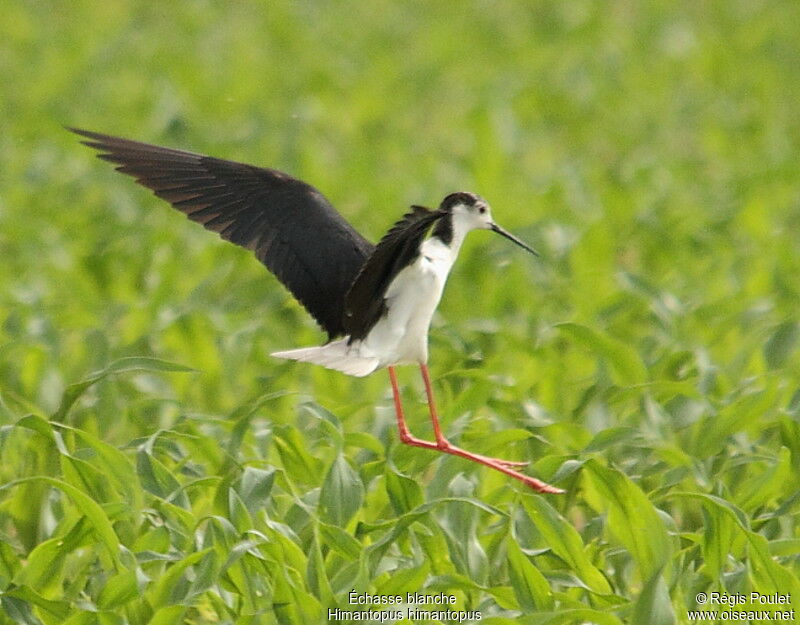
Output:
left=71, top=128, right=374, bottom=338
left=343, top=205, right=445, bottom=341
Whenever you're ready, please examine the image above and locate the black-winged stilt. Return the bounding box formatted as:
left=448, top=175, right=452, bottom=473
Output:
left=71, top=128, right=562, bottom=494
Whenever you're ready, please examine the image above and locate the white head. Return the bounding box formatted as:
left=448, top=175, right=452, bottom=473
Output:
left=436, top=192, right=538, bottom=254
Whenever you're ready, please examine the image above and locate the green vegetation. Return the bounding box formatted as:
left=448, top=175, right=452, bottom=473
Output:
left=2, top=1, right=799, bottom=623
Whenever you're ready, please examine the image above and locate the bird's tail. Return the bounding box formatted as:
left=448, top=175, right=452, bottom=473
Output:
left=271, top=339, right=380, bottom=377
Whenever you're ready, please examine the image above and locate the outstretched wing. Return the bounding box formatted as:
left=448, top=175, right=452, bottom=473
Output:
left=343, top=205, right=444, bottom=341
left=71, top=128, right=374, bottom=338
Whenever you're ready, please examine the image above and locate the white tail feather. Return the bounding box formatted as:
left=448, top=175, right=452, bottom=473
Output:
left=271, top=339, right=380, bottom=377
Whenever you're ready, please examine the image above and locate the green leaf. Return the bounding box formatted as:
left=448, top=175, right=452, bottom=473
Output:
left=146, top=548, right=212, bottom=609
left=273, top=424, right=322, bottom=482
left=318, top=453, right=364, bottom=527
left=374, top=562, right=430, bottom=597
left=97, top=569, right=138, bottom=609
left=228, top=488, right=253, bottom=532
left=532, top=608, right=626, bottom=625
left=2, top=585, right=71, bottom=622
left=437, top=479, right=489, bottom=584
left=384, top=464, right=423, bottom=514
left=13, top=537, right=69, bottom=594
left=317, top=521, right=362, bottom=561
left=506, top=531, right=554, bottom=611
left=136, top=449, right=183, bottom=502
left=630, top=568, right=675, bottom=625
left=556, top=322, right=647, bottom=385
left=764, top=321, right=799, bottom=369
left=307, top=528, right=334, bottom=604
left=238, top=466, right=276, bottom=515
left=746, top=532, right=800, bottom=598
left=583, top=460, right=672, bottom=581
left=55, top=423, right=142, bottom=508
left=700, top=498, right=740, bottom=580
left=583, top=426, right=639, bottom=453
left=0, top=477, right=123, bottom=568
left=52, top=357, right=195, bottom=421
left=521, top=497, right=612, bottom=595
left=734, top=446, right=792, bottom=511
left=0, top=540, right=21, bottom=583
left=147, top=605, right=187, bottom=625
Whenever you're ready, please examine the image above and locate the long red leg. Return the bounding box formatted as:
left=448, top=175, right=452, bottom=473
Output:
left=388, top=365, right=563, bottom=494
left=419, top=364, right=527, bottom=469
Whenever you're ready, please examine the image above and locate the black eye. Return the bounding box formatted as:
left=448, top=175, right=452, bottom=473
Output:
left=478, top=206, right=486, bottom=214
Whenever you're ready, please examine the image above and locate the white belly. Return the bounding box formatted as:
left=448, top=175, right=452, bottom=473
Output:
left=358, top=239, right=455, bottom=366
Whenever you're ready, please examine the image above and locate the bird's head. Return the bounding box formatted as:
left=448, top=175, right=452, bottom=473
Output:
left=439, top=191, right=538, bottom=255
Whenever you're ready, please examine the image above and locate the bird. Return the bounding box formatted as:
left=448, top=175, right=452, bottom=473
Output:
left=70, top=127, right=563, bottom=494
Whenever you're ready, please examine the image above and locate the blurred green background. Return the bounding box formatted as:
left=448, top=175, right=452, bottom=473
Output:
left=1, top=1, right=799, bottom=623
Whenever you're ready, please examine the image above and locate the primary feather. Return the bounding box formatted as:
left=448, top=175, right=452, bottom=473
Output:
left=70, top=128, right=374, bottom=338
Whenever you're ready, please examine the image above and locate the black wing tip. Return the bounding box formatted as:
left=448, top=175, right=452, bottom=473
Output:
left=67, top=126, right=207, bottom=162
left=67, top=126, right=125, bottom=153
left=66, top=126, right=105, bottom=141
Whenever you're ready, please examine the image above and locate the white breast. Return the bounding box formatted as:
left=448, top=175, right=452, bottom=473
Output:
left=358, top=237, right=457, bottom=366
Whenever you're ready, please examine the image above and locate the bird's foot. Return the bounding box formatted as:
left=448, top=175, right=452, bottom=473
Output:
left=472, top=453, right=529, bottom=470
left=435, top=440, right=562, bottom=493
left=437, top=443, right=529, bottom=470
left=397, top=434, right=562, bottom=494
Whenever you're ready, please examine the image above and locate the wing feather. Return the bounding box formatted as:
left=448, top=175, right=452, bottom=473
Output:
left=343, top=205, right=444, bottom=341
left=71, top=128, right=374, bottom=338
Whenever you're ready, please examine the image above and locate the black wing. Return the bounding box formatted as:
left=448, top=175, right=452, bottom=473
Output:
left=343, top=205, right=444, bottom=341
left=70, top=128, right=374, bottom=338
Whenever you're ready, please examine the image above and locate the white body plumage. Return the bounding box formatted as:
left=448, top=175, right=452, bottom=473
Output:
left=272, top=202, right=486, bottom=377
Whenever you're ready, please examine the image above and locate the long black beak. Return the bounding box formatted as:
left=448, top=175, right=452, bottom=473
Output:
left=490, top=223, right=539, bottom=256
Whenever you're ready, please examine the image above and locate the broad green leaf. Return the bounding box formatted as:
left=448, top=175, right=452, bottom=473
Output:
left=13, top=537, right=68, bottom=594
left=384, top=464, right=424, bottom=514
left=535, top=608, right=626, bottom=625
left=306, top=529, right=334, bottom=604
left=147, top=605, right=187, bottom=625
left=238, top=466, right=276, bottom=515
left=273, top=424, right=322, bottom=482
left=764, top=321, right=799, bottom=369
left=317, top=521, right=362, bottom=561
left=2, top=585, right=71, bottom=622
left=0, top=540, right=21, bottom=582
left=734, top=446, right=792, bottom=511
left=318, top=453, right=364, bottom=527
left=146, top=548, right=211, bottom=609
left=0, top=596, right=40, bottom=625
left=630, top=568, right=675, bottom=625
left=690, top=387, right=777, bottom=458
left=136, top=449, right=183, bottom=503
left=522, top=497, right=612, bottom=595
left=365, top=497, right=504, bottom=574
left=54, top=423, right=142, bottom=508
left=583, top=460, right=672, bottom=581
left=302, top=401, right=344, bottom=448
left=60, top=454, right=113, bottom=503
left=52, top=357, right=195, bottom=421
left=583, top=426, right=639, bottom=453
left=228, top=488, right=254, bottom=532
left=438, top=479, right=489, bottom=584
left=746, top=532, right=800, bottom=598
left=506, top=532, right=554, bottom=611
left=97, top=570, right=138, bottom=610
left=344, top=431, right=386, bottom=456
left=556, top=322, right=647, bottom=385
left=374, top=562, right=430, bottom=597
left=14, top=414, right=57, bottom=441
left=0, top=477, right=122, bottom=568
left=700, top=498, right=740, bottom=581
left=186, top=550, right=220, bottom=599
